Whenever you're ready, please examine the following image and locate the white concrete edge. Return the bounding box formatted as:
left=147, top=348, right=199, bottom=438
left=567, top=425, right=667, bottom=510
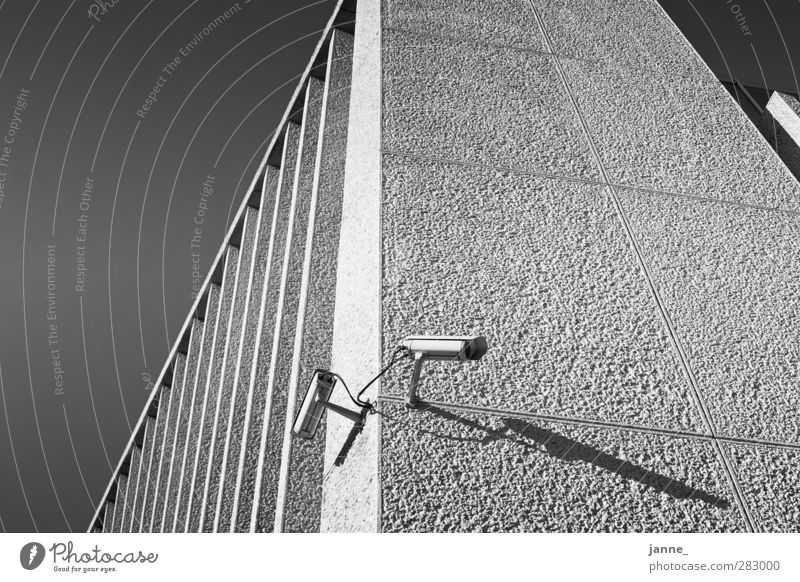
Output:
left=766, top=92, right=800, bottom=141
left=321, top=0, right=381, bottom=533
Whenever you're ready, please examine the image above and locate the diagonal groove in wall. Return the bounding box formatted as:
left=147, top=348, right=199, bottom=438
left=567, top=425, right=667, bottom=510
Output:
left=380, top=149, right=800, bottom=220
left=526, top=0, right=757, bottom=532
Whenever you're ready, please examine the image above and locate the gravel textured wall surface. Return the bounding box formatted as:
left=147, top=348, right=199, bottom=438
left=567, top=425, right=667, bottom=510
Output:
left=374, top=0, right=800, bottom=532
left=728, top=444, right=800, bottom=532
left=380, top=402, right=744, bottom=532
left=620, top=190, right=800, bottom=444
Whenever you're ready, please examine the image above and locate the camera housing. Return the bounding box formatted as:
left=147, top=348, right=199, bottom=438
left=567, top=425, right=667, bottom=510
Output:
left=401, top=335, right=488, bottom=361
left=401, top=335, right=488, bottom=407
left=293, top=370, right=368, bottom=439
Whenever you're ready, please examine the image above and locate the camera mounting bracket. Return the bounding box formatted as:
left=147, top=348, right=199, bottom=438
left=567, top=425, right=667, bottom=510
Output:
left=405, top=352, right=426, bottom=408
left=322, top=399, right=369, bottom=426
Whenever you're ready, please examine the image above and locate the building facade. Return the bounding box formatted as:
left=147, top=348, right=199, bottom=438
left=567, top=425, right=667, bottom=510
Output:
left=90, top=0, right=800, bottom=533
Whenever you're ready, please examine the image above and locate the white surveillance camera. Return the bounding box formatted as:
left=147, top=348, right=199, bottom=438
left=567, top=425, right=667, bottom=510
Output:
left=401, top=335, right=488, bottom=407
left=401, top=335, right=488, bottom=361
left=293, top=370, right=368, bottom=439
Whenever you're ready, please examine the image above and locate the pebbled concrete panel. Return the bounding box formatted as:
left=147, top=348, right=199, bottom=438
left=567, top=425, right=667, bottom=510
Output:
left=382, top=28, right=599, bottom=181
left=383, top=0, right=546, bottom=52
left=534, top=0, right=707, bottom=78
left=251, top=123, right=302, bottom=533
left=271, top=77, right=327, bottom=533
left=619, top=190, right=800, bottom=443
left=204, top=209, right=259, bottom=531
left=109, top=475, right=126, bottom=533
left=758, top=92, right=800, bottom=182
left=322, top=0, right=382, bottom=533
left=230, top=168, right=281, bottom=532
left=559, top=56, right=800, bottom=210
left=128, top=418, right=155, bottom=532
left=727, top=444, right=800, bottom=532
left=381, top=155, right=703, bottom=432
left=161, top=319, right=204, bottom=532
left=380, top=402, right=744, bottom=532
left=189, top=250, right=238, bottom=532
left=282, top=30, right=354, bottom=534
left=152, top=353, right=186, bottom=532
left=174, top=284, right=221, bottom=531
left=139, top=385, right=171, bottom=533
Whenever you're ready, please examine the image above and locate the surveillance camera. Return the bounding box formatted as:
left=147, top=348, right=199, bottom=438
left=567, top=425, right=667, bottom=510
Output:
left=293, top=370, right=368, bottom=439
left=400, top=335, right=488, bottom=408
left=401, top=335, right=488, bottom=361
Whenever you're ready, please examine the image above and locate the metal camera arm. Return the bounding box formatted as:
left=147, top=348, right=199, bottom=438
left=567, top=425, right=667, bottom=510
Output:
left=322, top=398, right=369, bottom=426
left=401, top=335, right=489, bottom=408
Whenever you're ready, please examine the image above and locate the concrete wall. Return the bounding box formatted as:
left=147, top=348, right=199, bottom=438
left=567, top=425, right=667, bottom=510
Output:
left=759, top=91, right=800, bottom=181
left=367, top=0, right=800, bottom=532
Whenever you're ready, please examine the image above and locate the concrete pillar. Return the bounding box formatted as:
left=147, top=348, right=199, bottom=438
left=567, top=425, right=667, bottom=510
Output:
left=759, top=91, right=800, bottom=181
left=321, top=0, right=382, bottom=533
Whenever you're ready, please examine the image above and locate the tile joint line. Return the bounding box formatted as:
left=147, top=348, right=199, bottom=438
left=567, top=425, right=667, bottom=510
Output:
left=526, top=0, right=757, bottom=532
left=377, top=395, right=800, bottom=453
